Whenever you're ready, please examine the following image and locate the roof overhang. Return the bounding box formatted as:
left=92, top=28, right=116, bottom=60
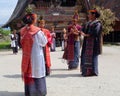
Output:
left=2, top=0, right=32, bottom=28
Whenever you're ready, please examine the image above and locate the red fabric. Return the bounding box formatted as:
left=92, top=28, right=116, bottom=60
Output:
left=63, top=24, right=81, bottom=61
left=20, top=25, right=40, bottom=84
left=63, top=34, right=74, bottom=61
left=63, top=25, right=75, bottom=60
left=41, top=28, right=52, bottom=67
left=89, top=9, right=97, bottom=13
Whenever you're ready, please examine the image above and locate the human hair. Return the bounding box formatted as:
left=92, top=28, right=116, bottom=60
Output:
left=37, top=15, right=45, bottom=24
left=22, top=13, right=37, bottom=24
left=38, top=19, right=45, bottom=24
left=89, top=9, right=100, bottom=18
left=12, top=29, right=17, bottom=34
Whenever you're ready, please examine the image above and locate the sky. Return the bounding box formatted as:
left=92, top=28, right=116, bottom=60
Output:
left=0, top=0, right=18, bottom=25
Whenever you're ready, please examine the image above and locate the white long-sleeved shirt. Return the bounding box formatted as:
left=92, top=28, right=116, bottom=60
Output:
left=31, top=31, right=47, bottom=78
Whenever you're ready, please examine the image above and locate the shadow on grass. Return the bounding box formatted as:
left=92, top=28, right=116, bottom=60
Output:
left=52, top=68, right=68, bottom=71
left=48, top=73, right=82, bottom=78
left=0, top=53, right=15, bottom=56
left=3, top=74, right=21, bottom=78
left=0, top=91, right=23, bottom=96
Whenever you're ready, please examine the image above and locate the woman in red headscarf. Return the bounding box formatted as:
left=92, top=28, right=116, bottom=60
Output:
left=63, top=18, right=82, bottom=70
left=80, top=9, right=102, bottom=76
left=20, top=13, right=47, bottom=96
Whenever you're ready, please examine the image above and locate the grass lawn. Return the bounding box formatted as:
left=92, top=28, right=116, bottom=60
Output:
left=0, top=42, right=11, bottom=49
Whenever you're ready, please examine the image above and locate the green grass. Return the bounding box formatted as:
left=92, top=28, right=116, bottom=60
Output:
left=0, top=42, right=11, bottom=49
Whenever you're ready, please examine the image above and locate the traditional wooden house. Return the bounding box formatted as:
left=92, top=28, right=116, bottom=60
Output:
left=2, top=0, right=90, bottom=46
left=2, top=0, right=120, bottom=44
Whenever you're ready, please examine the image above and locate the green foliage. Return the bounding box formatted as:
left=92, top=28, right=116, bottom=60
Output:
left=0, top=42, right=10, bottom=49
left=0, top=28, right=11, bottom=36
left=95, top=6, right=116, bottom=35
left=26, top=6, right=33, bottom=14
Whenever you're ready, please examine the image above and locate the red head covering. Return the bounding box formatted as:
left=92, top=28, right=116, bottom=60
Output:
left=89, top=9, right=97, bottom=13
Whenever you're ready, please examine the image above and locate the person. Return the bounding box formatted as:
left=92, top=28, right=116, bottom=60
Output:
left=20, top=13, right=47, bottom=96
left=50, top=26, right=56, bottom=52
left=38, top=18, right=52, bottom=76
left=80, top=9, right=102, bottom=76
left=61, top=28, right=67, bottom=51
left=63, top=18, right=82, bottom=70
left=16, top=32, right=21, bottom=48
left=10, top=29, right=18, bottom=54
left=73, top=9, right=80, bottom=21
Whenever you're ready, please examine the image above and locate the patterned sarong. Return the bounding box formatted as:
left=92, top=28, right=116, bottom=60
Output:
left=83, top=37, right=94, bottom=76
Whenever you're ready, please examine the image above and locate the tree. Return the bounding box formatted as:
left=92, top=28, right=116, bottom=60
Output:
left=0, top=28, right=11, bottom=42
left=25, top=5, right=33, bottom=14
left=0, top=28, right=10, bottom=36
left=95, top=6, right=116, bottom=35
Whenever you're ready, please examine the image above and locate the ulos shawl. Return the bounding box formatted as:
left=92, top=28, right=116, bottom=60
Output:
left=20, top=25, right=40, bottom=83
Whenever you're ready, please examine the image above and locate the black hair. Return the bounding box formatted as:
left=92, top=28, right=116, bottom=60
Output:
left=22, top=14, right=34, bottom=24
left=90, top=9, right=100, bottom=18
left=92, top=12, right=100, bottom=18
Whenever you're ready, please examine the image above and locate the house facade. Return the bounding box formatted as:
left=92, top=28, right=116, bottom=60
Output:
left=2, top=0, right=120, bottom=43
left=3, top=0, right=90, bottom=46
